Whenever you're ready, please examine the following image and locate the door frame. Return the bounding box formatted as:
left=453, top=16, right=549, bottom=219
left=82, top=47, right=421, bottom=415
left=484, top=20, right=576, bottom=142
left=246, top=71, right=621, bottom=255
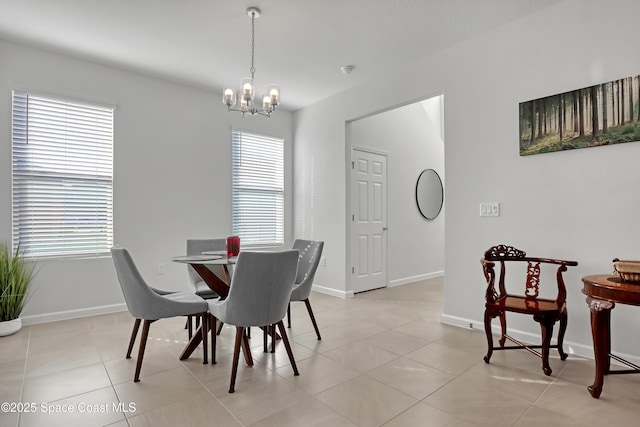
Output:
left=347, top=144, right=389, bottom=294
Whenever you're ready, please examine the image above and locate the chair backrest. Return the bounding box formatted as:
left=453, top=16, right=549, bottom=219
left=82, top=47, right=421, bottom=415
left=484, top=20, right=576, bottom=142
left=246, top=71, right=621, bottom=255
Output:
left=111, top=247, right=168, bottom=319
left=290, top=239, right=324, bottom=301
left=111, top=246, right=207, bottom=320
left=482, top=244, right=578, bottom=305
left=223, top=250, right=299, bottom=327
left=186, top=238, right=227, bottom=289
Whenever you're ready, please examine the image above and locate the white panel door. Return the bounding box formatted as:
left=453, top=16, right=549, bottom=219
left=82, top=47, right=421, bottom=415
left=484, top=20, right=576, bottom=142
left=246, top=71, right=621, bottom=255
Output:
left=351, top=148, right=387, bottom=293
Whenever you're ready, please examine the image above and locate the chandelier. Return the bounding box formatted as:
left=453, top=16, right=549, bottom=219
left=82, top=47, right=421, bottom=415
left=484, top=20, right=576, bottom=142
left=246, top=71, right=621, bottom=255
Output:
left=223, top=7, right=280, bottom=118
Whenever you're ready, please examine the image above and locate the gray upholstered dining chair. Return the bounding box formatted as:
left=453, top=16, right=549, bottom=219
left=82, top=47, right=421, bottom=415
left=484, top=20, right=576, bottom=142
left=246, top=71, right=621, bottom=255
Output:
left=185, top=238, right=229, bottom=337
left=208, top=250, right=300, bottom=393
left=111, top=247, right=209, bottom=382
left=288, top=239, right=324, bottom=340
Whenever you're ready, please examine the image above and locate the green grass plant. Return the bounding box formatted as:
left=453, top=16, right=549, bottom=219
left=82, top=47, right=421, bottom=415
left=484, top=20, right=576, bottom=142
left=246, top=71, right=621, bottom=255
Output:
left=0, top=243, right=35, bottom=321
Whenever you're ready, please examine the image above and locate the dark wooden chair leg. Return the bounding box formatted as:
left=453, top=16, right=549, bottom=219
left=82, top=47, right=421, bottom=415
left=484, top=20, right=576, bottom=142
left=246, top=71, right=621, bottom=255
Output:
left=263, top=325, right=268, bottom=353
left=287, top=303, right=291, bottom=328
left=271, top=324, right=276, bottom=353
left=186, top=316, right=191, bottom=339
left=498, top=312, right=507, bottom=347
left=242, top=329, right=253, bottom=366
left=216, top=321, right=224, bottom=336
left=134, top=319, right=153, bottom=382
left=276, top=321, right=299, bottom=376
left=229, top=326, right=244, bottom=393
left=558, top=310, right=568, bottom=360
left=540, top=318, right=554, bottom=376
left=127, top=319, right=141, bottom=359
left=210, top=314, right=217, bottom=364
left=304, top=299, right=321, bottom=340
left=201, top=313, right=208, bottom=364
left=483, top=310, right=494, bottom=364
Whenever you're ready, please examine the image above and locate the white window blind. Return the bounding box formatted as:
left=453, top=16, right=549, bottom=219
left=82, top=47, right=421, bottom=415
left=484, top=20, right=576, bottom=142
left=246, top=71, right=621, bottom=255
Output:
left=11, top=91, right=114, bottom=259
left=232, top=130, right=284, bottom=246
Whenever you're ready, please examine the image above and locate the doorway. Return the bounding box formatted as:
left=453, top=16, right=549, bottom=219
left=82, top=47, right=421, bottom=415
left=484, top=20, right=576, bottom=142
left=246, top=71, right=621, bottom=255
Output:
left=347, top=94, right=445, bottom=294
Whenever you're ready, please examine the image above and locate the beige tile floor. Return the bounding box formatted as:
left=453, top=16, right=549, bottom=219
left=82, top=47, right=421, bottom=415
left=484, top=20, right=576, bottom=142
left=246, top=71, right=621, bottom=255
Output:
left=2, top=277, right=640, bottom=426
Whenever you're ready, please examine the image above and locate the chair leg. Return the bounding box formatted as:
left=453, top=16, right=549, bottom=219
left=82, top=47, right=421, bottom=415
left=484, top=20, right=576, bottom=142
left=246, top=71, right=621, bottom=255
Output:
left=263, top=325, right=268, bottom=353
left=483, top=310, right=494, bottom=364
left=287, top=303, right=291, bottom=328
left=201, top=313, right=208, bottom=364
left=185, top=316, right=192, bottom=338
left=229, top=326, right=244, bottom=393
left=216, top=321, right=224, bottom=336
left=134, top=319, right=153, bottom=382
left=276, top=321, right=299, bottom=376
left=210, top=314, right=217, bottom=364
left=127, top=319, right=141, bottom=359
left=558, top=310, right=568, bottom=361
left=304, top=299, right=321, bottom=340
left=498, top=312, right=507, bottom=347
left=271, top=324, right=276, bottom=353
left=242, top=330, right=253, bottom=366
left=540, top=318, right=554, bottom=376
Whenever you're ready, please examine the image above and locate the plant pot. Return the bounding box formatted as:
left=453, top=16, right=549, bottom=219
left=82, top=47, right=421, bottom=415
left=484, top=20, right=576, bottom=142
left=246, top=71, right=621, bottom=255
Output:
left=0, top=318, right=22, bottom=336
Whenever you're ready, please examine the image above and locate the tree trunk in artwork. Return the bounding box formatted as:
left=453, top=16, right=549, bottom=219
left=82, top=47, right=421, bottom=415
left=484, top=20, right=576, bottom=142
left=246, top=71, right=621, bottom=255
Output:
left=591, top=86, right=599, bottom=140
left=602, top=83, right=608, bottom=133
left=573, top=92, right=578, bottom=134
left=559, top=95, right=563, bottom=141
left=637, top=75, right=640, bottom=122
left=578, top=89, right=585, bottom=137
left=530, top=100, right=535, bottom=143
left=629, top=77, right=633, bottom=122
left=621, top=79, right=626, bottom=125
left=537, top=100, right=543, bottom=138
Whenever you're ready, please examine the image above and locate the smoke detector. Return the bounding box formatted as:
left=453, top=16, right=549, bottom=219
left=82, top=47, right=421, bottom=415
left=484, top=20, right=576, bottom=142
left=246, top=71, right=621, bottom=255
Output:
left=341, top=65, right=354, bottom=75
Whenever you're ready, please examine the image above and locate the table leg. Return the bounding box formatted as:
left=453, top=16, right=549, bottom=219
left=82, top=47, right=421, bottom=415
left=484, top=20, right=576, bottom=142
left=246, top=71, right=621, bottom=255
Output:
left=586, top=296, right=614, bottom=398
left=180, top=325, right=205, bottom=360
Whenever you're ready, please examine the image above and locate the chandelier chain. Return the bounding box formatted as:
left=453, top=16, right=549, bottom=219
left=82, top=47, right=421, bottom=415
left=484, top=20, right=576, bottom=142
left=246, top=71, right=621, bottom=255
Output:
left=250, top=11, right=256, bottom=79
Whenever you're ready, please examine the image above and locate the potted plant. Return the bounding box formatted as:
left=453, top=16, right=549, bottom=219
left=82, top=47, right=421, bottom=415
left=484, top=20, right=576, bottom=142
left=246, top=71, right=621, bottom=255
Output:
left=0, top=243, right=35, bottom=336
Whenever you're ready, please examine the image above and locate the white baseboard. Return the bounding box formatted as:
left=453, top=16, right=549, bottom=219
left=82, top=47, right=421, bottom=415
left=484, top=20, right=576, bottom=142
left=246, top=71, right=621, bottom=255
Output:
left=311, top=272, right=444, bottom=299
left=440, top=313, right=640, bottom=367
left=21, top=303, right=127, bottom=325
left=389, top=271, right=444, bottom=287
left=311, top=284, right=353, bottom=299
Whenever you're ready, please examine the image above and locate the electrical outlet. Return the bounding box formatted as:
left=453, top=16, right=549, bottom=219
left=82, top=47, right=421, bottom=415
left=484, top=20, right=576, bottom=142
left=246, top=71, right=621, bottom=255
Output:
left=480, top=202, right=500, bottom=217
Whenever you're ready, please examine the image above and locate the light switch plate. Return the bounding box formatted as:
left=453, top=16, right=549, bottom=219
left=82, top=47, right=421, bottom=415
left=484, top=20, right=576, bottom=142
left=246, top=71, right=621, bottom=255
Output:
left=480, top=202, right=500, bottom=217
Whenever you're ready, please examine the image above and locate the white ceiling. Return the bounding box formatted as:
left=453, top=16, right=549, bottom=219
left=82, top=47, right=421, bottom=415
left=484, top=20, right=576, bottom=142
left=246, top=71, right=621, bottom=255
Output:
left=0, top=0, right=562, bottom=111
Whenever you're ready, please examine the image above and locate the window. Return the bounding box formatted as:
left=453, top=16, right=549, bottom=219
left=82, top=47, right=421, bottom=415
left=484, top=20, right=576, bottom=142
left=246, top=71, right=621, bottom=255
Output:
left=11, top=91, right=114, bottom=259
left=232, top=130, right=284, bottom=246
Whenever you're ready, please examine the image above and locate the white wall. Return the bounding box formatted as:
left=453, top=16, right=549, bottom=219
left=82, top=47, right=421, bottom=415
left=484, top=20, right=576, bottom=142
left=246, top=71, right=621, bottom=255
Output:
left=294, top=0, right=640, bottom=362
left=0, top=40, right=293, bottom=323
left=349, top=98, right=445, bottom=285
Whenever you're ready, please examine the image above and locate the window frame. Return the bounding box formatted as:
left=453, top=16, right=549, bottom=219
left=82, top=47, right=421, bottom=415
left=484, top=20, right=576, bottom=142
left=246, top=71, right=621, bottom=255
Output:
left=231, top=129, right=285, bottom=247
left=11, top=90, right=115, bottom=260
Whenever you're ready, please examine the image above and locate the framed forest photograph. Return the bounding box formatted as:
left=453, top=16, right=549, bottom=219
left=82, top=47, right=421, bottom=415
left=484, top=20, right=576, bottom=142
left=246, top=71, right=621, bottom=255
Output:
left=519, top=75, right=640, bottom=156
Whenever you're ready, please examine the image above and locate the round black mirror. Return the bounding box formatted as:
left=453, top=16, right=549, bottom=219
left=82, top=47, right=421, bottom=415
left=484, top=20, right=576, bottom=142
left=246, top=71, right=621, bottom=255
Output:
left=416, top=169, right=443, bottom=220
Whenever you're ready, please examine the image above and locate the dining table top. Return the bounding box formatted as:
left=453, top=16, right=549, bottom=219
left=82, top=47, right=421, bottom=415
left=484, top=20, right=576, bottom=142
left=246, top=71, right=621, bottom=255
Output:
left=170, top=252, right=237, bottom=265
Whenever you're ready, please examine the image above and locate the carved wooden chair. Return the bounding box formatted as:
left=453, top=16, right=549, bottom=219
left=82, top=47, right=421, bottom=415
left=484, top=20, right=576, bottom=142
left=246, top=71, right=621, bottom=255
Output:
left=481, top=244, right=578, bottom=375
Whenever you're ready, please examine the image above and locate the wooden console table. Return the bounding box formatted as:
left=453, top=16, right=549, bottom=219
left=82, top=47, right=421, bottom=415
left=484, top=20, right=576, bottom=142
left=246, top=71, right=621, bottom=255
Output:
left=582, top=275, right=640, bottom=398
